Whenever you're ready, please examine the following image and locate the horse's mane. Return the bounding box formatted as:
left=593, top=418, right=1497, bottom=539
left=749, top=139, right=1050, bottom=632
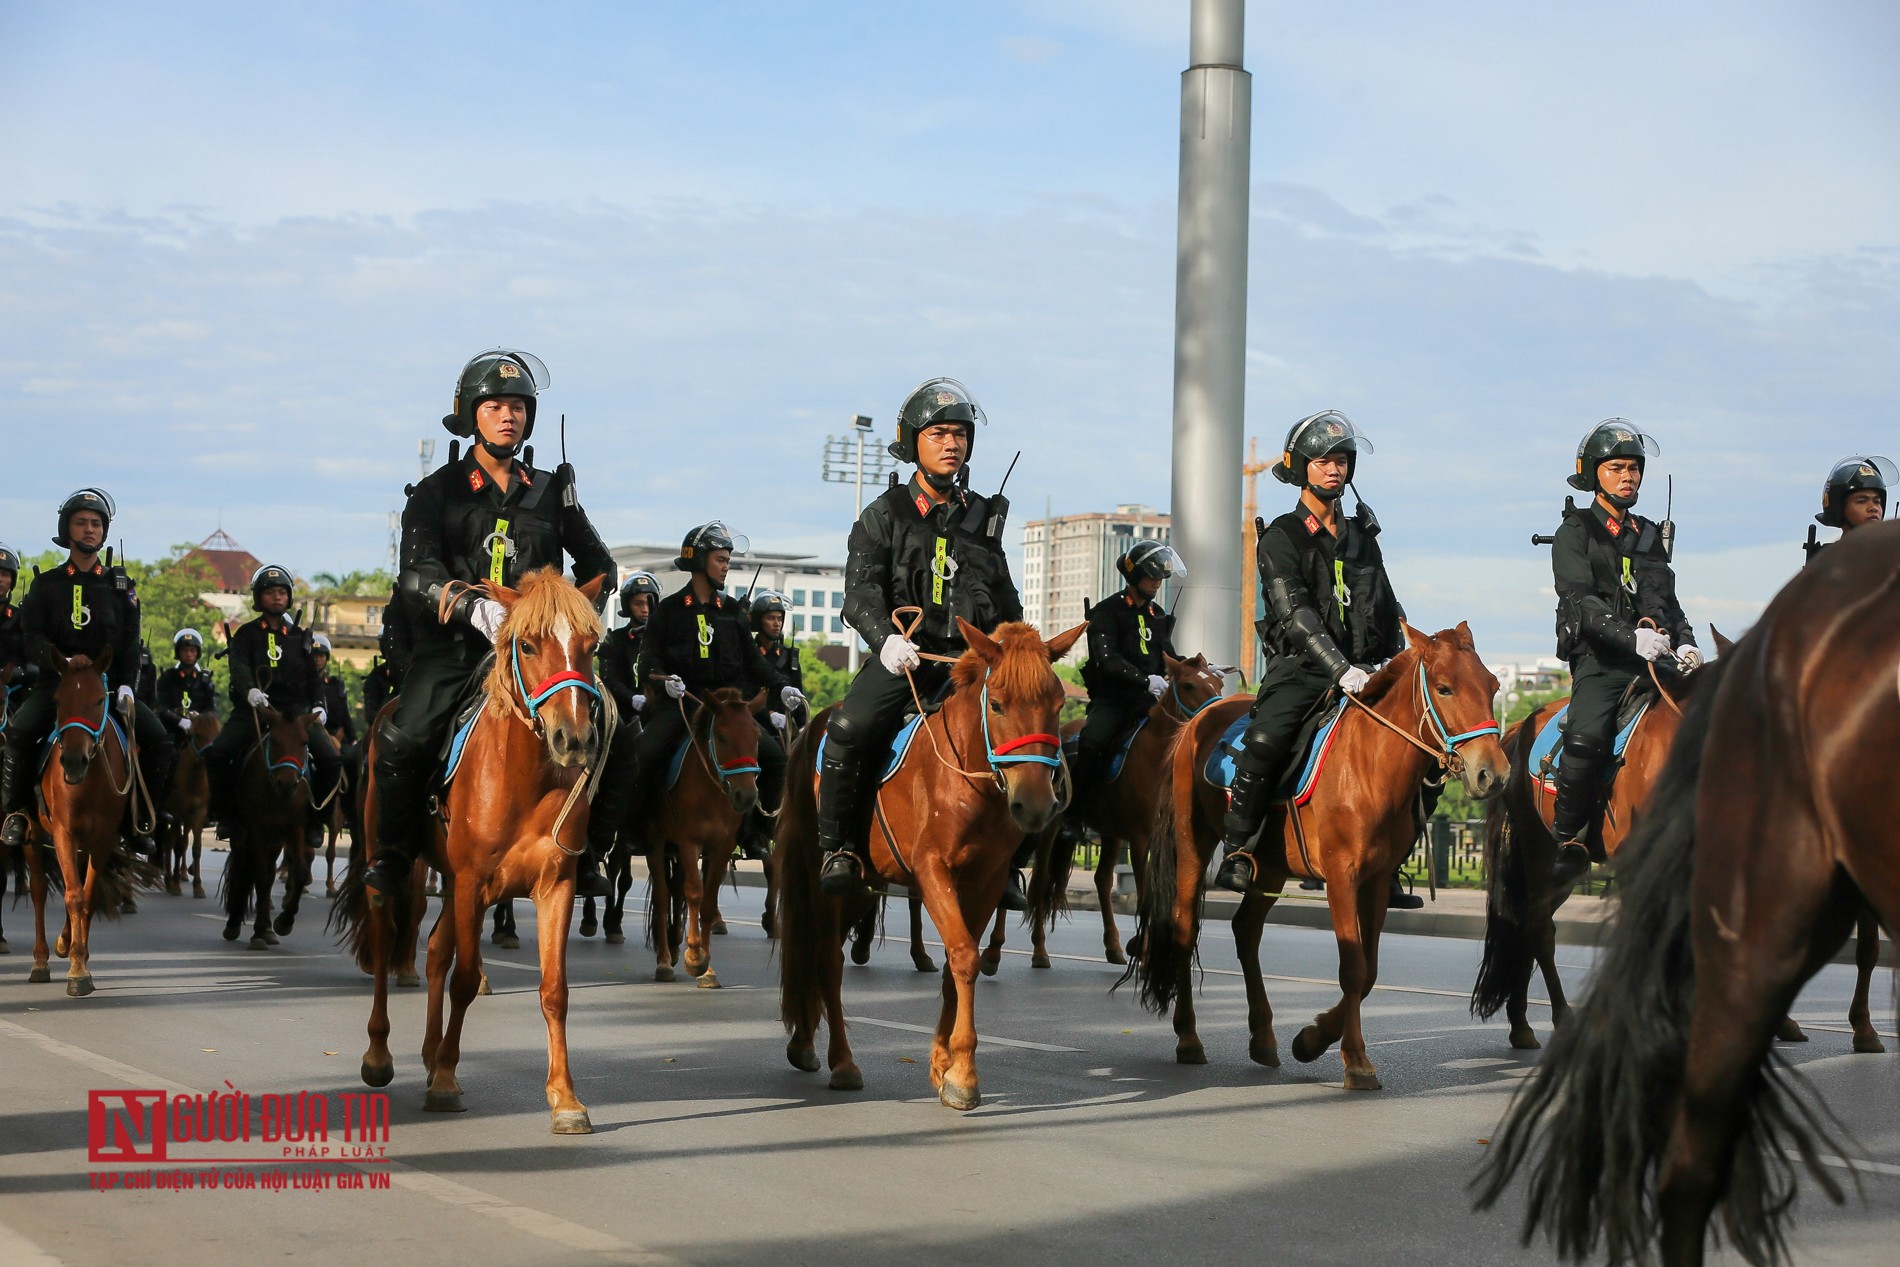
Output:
left=950, top=621, right=1065, bottom=704
left=483, top=568, right=603, bottom=715
left=1355, top=642, right=1418, bottom=707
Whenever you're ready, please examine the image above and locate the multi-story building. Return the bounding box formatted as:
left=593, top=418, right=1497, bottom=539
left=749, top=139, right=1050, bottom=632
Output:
left=1020, top=504, right=1172, bottom=632
left=607, top=544, right=853, bottom=648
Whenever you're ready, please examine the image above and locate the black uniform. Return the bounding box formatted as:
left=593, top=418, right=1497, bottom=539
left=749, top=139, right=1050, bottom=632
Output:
left=375, top=453, right=614, bottom=855
left=752, top=633, right=807, bottom=729
left=819, top=475, right=1024, bottom=855
left=1074, top=591, right=1176, bottom=796
left=586, top=619, right=646, bottom=853
left=0, top=560, right=176, bottom=822
left=202, top=613, right=342, bottom=819
left=318, top=673, right=355, bottom=745
left=155, top=660, right=216, bottom=750
left=1548, top=500, right=1694, bottom=846
left=1222, top=502, right=1405, bottom=851
left=134, top=644, right=158, bottom=709
left=632, top=587, right=786, bottom=813
left=0, top=597, right=27, bottom=694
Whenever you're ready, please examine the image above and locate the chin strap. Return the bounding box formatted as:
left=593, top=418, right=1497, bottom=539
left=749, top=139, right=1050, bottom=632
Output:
left=479, top=440, right=521, bottom=460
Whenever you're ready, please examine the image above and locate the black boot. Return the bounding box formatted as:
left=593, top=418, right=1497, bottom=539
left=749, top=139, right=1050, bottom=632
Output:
left=1213, top=749, right=1285, bottom=894
left=1387, top=872, right=1423, bottom=910
left=573, top=846, right=611, bottom=898
left=1, top=742, right=32, bottom=847
left=1549, top=735, right=1605, bottom=890
left=364, top=765, right=426, bottom=905
left=817, top=739, right=868, bottom=897
left=997, top=837, right=1036, bottom=912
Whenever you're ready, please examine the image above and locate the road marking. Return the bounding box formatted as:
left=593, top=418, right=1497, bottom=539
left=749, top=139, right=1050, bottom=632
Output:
left=0, top=1016, right=681, bottom=1264
left=1365, top=1035, right=1446, bottom=1047
left=1801, top=1151, right=1900, bottom=1180
left=846, top=1015, right=1083, bottom=1052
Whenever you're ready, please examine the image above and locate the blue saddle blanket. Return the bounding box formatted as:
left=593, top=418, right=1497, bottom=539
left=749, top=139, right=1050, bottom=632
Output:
left=1204, top=700, right=1347, bottom=807
left=1528, top=697, right=1651, bottom=788
left=814, top=712, right=927, bottom=786
left=1060, top=717, right=1148, bottom=785
left=441, top=708, right=482, bottom=786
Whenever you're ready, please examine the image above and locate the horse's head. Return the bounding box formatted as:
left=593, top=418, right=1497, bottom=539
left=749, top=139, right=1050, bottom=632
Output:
left=50, top=648, right=112, bottom=786
left=954, top=617, right=1087, bottom=834
left=700, top=687, right=768, bottom=814
left=189, top=710, right=221, bottom=746
left=258, top=708, right=318, bottom=797
left=484, top=568, right=606, bottom=770
left=1401, top=621, right=1508, bottom=801
left=1163, top=652, right=1226, bottom=719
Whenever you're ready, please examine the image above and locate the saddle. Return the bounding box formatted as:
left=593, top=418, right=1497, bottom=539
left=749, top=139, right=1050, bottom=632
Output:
left=1060, top=716, right=1149, bottom=785
left=1204, top=698, right=1349, bottom=807
left=1529, top=682, right=1655, bottom=793
left=813, top=713, right=928, bottom=786
left=436, top=651, right=497, bottom=789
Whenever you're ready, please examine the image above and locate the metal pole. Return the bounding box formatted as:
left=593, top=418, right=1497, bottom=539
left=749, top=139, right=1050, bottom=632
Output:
left=1168, top=0, right=1250, bottom=671
left=850, top=425, right=866, bottom=671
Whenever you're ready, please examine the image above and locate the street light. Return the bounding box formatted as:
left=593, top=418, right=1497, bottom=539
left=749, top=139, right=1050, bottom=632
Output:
left=823, top=414, right=894, bottom=670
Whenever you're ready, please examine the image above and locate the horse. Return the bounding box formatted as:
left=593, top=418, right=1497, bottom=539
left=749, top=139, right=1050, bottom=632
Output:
left=162, top=711, right=218, bottom=898
left=19, top=649, right=155, bottom=996
left=1015, top=652, right=1227, bottom=971
left=1126, top=624, right=1507, bottom=1088
left=337, top=567, right=609, bottom=1134
left=778, top=617, right=1085, bottom=1110
left=219, top=706, right=327, bottom=948
left=1474, top=520, right=1900, bottom=1267
left=638, top=687, right=766, bottom=987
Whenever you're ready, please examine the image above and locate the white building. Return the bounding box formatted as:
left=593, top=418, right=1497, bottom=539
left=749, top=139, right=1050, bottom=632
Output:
left=1020, top=504, right=1173, bottom=632
left=608, top=544, right=853, bottom=648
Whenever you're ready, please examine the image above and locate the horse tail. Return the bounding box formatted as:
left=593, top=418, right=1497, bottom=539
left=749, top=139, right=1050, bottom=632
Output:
left=1120, top=722, right=1198, bottom=1013
left=642, top=841, right=680, bottom=951
left=1471, top=722, right=1535, bottom=1020
left=1476, top=655, right=1838, bottom=1264
left=1026, top=824, right=1072, bottom=935
left=776, top=730, right=825, bottom=1038
left=219, top=828, right=252, bottom=925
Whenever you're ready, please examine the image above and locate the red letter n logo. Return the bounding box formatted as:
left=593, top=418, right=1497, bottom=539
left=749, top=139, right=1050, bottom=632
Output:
left=88, top=1091, right=168, bottom=1163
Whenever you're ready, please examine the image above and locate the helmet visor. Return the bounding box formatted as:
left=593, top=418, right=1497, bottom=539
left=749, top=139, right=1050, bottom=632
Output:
left=1584, top=420, right=1660, bottom=461
left=1831, top=454, right=1898, bottom=490
left=1288, top=410, right=1370, bottom=461
left=906, top=377, right=989, bottom=430
left=697, top=522, right=750, bottom=557
left=460, top=348, right=551, bottom=394
left=1136, top=544, right=1187, bottom=580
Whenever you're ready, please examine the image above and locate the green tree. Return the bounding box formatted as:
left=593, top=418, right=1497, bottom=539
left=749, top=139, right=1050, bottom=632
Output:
left=797, top=640, right=853, bottom=710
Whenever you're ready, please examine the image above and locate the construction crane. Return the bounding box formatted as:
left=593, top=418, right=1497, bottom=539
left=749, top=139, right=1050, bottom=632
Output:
left=1239, top=435, right=1270, bottom=681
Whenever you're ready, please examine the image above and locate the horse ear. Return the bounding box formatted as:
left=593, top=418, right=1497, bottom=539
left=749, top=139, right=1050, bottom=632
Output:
left=1453, top=620, right=1475, bottom=651
left=958, top=618, right=1002, bottom=663
left=1044, top=621, right=1087, bottom=662
left=1188, top=653, right=1208, bottom=668
left=579, top=573, right=607, bottom=603
left=747, top=689, right=767, bottom=713
left=1163, top=652, right=1183, bottom=671
left=1710, top=625, right=1733, bottom=656
left=1402, top=622, right=1431, bottom=652
left=95, top=644, right=113, bottom=674
left=51, top=649, right=70, bottom=675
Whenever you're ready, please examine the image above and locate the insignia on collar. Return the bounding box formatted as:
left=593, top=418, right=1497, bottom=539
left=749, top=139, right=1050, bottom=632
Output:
left=914, top=493, right=932, bottom=517
left=468, top=469, right=485, bottom=492
left=1604, top=515, right=1621, bottom=537
left=1303, top=513, right=1321, bottom=535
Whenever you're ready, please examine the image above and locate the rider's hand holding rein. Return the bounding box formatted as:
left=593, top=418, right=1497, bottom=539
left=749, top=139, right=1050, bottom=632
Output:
left=663, top=676, right=687, bottom=700
left=469, top=598, right=506, bottom=644
left=1675, top=646, right=1702, bottom=671
left=116, top=684, right=135, bottom=716
left=1633, top=627, right=1672, bottom=662
left=1337, top=666, right=1371, bottom=695
left=246, top=688, right=270, bottom=710
left=879, top=635, right=921, bottom=674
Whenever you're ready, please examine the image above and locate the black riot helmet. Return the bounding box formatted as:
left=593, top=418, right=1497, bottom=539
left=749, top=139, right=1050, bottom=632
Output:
left=0, top=542, right=19, bottom=583
left=442, top=348, right=550, bottom=447
left=250, top=563, right=295, bottom=611
left=53, top=487, right=117, bottom=549
left=1116, top=541, right=1188, bottom=585
left=1816, top=454, right=1896, bottom=528
left=172, top=627, right=204, bottom=654
left=618, top=569, right=663, bottom=618
left=674, top=521, right=749, bottom=575
left=1272, top=410, right=1371, bottom=499
left=1567, top=419, right=1660, bottom=506
left=749, top=588, right=792, bottom=632
left=891, top=377, right=986, bottom=466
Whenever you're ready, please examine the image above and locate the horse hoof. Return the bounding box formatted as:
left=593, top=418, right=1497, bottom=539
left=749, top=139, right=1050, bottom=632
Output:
left=66, top=975, right=95, bottom=998
left=550, top=1110, right=593, bottom=1135
left=249, top=936, right=270, bottom=951
left=579, top=918, right=597, bottom=938
left=166, top=881, right=182, bottom=897
left=787, top=1043, right=821, bottom=1073
left=273, top=912, right=294, bottom=936
left=1509, top=1026, right=1542, bottom=1051
left=1344, top=1068, right=1383, bottom=1091
left=604, top=932, right=625, bottom=945
left=1249, top=1037, right=1281, bottom=1068
left=1105, top=946, right=1127, bottom=966
left=828, top=1067, right=864, bottom=1092
left=711, top=919, right=728, bottom=935
left=654, top=965, right=675, bottom=983
left=912, top=956, right=937, bottom=974
left=849, top=940, right=871, bottom=966
left=939, top=1081, right=981, bottom=1112
left=423, top=1088, right=465, bottom=1113
left=0, top=938, right=9, bottom=954
left=1126, top=931, right=1145, bottom=960
left=761, top=913, right=776, bottom=939
left=477, top=974, right=492, bottom=996
left=120, top=899, right=137, bottom=915
left=397, top=972, right=421, bottom=988
left=978, top=955, right=999, bottom=979
left=1853, top=1034, right=1887, bottom=1055
left=1775, top=1019, right=1809, bottom=1043
left=1291, top=1025, right=1328, bottom=1064
left=28, top=966, right=51, bottom=983
left=361, top=1060, right=394, bottom=1089
left=499, top=934, right=520, bottom=950
left=1176, top=1041, right=1207, bottom=1066
left=1030, top=951, right=1051, bottom=969
left=683, top=953, right=708, bottom=978
left=325, top=882, right=337, bottom=897
left=696, top=971, right=721, bottom=990
left=192, top=883, right=206, bottom=899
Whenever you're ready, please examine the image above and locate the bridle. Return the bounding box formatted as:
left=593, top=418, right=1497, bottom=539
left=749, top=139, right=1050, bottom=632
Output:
left=1344, top=658, right=1500, bottom=779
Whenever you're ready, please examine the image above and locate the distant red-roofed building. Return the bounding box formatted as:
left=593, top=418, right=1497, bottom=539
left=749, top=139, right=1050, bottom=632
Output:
left=179, top=529, right=266, bottom=623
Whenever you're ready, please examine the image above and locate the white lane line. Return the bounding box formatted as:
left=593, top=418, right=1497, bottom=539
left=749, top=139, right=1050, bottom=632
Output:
left=845, top=1015, right=1083, bottom=1053
left=1800, top=1151, right=1900, bottom=1180
left=0, top=1218, right=66, bottom=1267
left=1365, top=1035, right=1447, bottom=1047
left=0, top=1016, right=680, bottom=1264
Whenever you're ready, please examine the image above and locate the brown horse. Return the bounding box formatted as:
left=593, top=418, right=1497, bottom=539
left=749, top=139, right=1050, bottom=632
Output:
left=333, top=716, right=425, bottom=988
left=162, top=711, right=218, bottom=897
left=219, top=707, right=322, bottom=948
left=778, top=617, right=1085, bottom=1109
left=1128, top=624, right=1507, bottom=1088
left=1475, top=520, right=1900, bottom=1267
left=341, top=567, right=608, bottom=1134
left=20, top=649, right=152, bottom=996
left=1017, top=652, right=1227, bottom=971
left=639, top=686, right=766, bottom=987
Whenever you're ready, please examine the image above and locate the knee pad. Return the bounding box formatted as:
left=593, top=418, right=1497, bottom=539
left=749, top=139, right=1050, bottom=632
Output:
left=1560, top=731, right=1609, bottom=765
left=1237, top=725, right=1293, bottom=771
left=825, top=708, right=868, bottom=751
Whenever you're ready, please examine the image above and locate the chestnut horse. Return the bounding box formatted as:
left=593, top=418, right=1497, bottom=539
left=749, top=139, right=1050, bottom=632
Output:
left=162, top=711, right=218, bottom=897
left=20, top=649, right=152, bottom=996
left=219, top=707, right=323, bottom=948
left=1475, top=521, right=1900, bottom=1267
left=1127, top=624, right=1507, bottom=1089
left=340, top=567, right=609, bottom=1134
left=1019, top=652, right=1227, bottom=970
left=334, top=714, right=425, bottom=989
left=778, top=617, right=1085, bottom=1110
left=639, top=685, right=765, bottom=988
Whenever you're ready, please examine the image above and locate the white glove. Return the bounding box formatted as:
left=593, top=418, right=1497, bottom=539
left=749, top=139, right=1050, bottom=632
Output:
left=468, top=599, right=507, bottom=644
left=177, top=715, right=193, bottom=733
left=769, top=711, right=787, bottom=730
left=781, top=686, right=805, bottom=711
left=1337, top=666, right=1371, bottom=695
left=313, top=707, right=328, bottom=726
left=630, top=693, right=647, bottom=713
left=1633, top=628, right=1673, bottom=662
left=1675, top=645, right=1703, bottom=671
left=879, top=636, right=921, bottom=674
left=1146, top=674, right=1167, bottom=698
left=247, top=688, right=270, bottom=709
left=663, top=677, right=687, bottom=700
left=115, top=685, right=135, bottom=713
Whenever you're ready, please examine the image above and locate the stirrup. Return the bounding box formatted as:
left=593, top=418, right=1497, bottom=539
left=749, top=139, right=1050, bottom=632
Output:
left=363, top=851, right=413, bottom=905
left=818, top=849, right=866, bottom=896
left=1550, top=841, right=1593, bottom=890
left=1, top=812, right=27, bottom=848
left=1213, top=845, right=1257, bottom=894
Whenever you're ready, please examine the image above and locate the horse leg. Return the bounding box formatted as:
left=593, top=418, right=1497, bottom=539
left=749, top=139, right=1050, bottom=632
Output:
left=190, top=827, right=205, bottom=897
left=359, top=885, right=396, bottom=1088
left=759, top=847, right=777, bottom=938
left=64, top=840, right=98, bottom=997
left=275, top=825, right=309, bottom=937
left=1233, top=886, right=1282, bottom=1067
left=820, top=896, right=861, bottom=1090
left=421, top=905, right=454, bottom=1078
left=579, top=894, right=597, bottom=938
left=1026, top=848, right=1054, bottom=970
left=424, top=885, right=484, bottom=1114
left=605, top=845, right=630, bottom=944
left=1291, top=867, right=1384, bottom=1089
left=1097, top=835, right=1125, bottom=965
left=249, top=838, right=277, bottom=949
left=679, top=840, right=710, bottom=979
left=27, top=837, right=53, bottom=983
left=325, top=819, right=338, bottom=895
left=1167, top=825, right=1205, bottom=1065
left=397, top=858, right=426, bottom=987
left=532, top=879, right=590, bottom=1132
left=1848, top=905, right=1886, bottom=1053
left=648, top=844, right=676, bottom=981
left=696, top=842, right=735, bottom=989
left=916, top=864, right=985, bottom=1111
left=1514, top=912, right=1565, bottom=1050
left=909, top=891, right=936, bottom=973
left=978, top=904, right=1007, bottom=977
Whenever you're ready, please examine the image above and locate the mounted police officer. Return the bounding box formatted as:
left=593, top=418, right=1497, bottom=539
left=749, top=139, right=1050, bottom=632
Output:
left=0, top=543, right=30, bottom=709
left=155, top=627, right=217, bottom=745
left=311, top=633, right=357, bottom=748
left=1214, top=412, right=1407, bottom=894
left=1808, top=455, right=1893, bottom=559
left=742, top=588, right=805, bottom=859
left=1547, top=419, right=1699, bottom=889
left=201, top=565, right=343, bottom=836
left=1072, top=541, right=1185, bottom=803
left=817, top=378, right=1026, bottom=899
left=631, top=525, right=793, bottom=823
left=585, top=570, right=660, bottom=869
left=362, top=348, right=616, bottom=901
left=1, top=490, right=177, bottom=848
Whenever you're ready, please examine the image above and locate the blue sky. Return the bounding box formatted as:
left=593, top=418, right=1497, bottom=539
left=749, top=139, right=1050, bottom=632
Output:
left=3, top=1, right=1895, bottom=656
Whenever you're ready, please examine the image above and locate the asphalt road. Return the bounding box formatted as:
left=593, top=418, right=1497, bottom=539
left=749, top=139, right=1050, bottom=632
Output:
left=2, top=856, right=1896, bottom=1267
